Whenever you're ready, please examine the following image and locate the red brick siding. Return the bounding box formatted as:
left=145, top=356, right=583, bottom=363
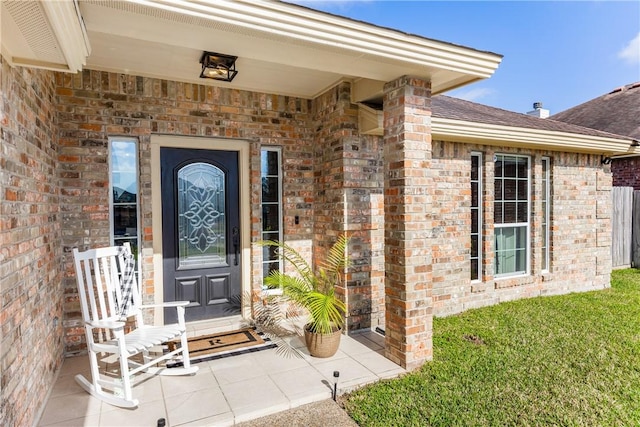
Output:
left=311, top=82, right=385, bottom=331
left=429, top=141, right=612, bottom=316
left=54, top=70, right=316, bottom=353
left=383, top=76, right=433, bottom=370
left=612, top=157, right=640, bottom=190
left=0, top=58, right=63, bottom=427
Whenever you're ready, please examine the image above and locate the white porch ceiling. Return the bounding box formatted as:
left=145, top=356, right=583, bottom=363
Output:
left=1, top=0, right=503, bottom=101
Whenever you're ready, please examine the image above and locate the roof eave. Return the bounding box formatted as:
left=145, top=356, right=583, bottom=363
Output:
left=432, top=117, right=634, bottom=155
left=138, top=0, right=502, bottom=81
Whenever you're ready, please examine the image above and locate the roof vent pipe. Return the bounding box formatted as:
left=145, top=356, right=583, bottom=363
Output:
left=526, top=101, right=549, bottom=119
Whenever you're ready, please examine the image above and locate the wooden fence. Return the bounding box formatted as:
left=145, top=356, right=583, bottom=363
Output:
left=611, top=187, right=639, bottom=268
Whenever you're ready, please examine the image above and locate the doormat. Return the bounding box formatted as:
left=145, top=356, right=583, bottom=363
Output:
left=167, top=328, right=276, bottom=367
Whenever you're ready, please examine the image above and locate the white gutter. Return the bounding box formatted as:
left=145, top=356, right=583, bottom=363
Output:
left=432, top=117, right=634, bottom=155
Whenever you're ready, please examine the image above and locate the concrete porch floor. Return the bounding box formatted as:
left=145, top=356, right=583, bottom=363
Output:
left=38, top=328, right=404, bottom=426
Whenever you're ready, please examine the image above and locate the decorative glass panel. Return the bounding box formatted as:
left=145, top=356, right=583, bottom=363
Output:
left=178, top=162, right=226, bottom=268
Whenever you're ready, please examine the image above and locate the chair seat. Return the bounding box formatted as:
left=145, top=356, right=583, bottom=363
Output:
left=107, top=324, right=185, bottom=354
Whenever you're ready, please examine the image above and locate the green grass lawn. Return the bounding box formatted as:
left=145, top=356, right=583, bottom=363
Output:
left=344, top=269, right=640, bottom=426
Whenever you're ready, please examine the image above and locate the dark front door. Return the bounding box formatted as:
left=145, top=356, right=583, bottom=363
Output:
left=161, top=147, right=241, bottom=323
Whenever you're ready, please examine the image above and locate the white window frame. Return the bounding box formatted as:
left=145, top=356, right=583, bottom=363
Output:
left=493, top=154, right=530, bottom=278
left=471, top=152, right=483, bottom=282
left=108, top=136, right=141, bottom=273
left=541, top=156, right=550, bottom=272
left=260, top=147, right=283, bottom=295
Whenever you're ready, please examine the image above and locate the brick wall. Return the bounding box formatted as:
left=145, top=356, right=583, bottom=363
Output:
left=311, top=82, right=385, bottom=331
left=612, top=157, right=640, bottom=189
left=0, top=58, right=63, bottom=427
left=54, top=70, right=318, bottom=352
left=383, top=76, right=433, bottom=369
left=428, top=141, right=612, bottom=316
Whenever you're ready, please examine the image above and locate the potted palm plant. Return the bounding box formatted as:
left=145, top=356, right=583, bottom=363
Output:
left=258, top=235, right=349, bottom=358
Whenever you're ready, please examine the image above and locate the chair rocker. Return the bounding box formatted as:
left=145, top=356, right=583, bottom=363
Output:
left=72, top=243, right=198, bottom=408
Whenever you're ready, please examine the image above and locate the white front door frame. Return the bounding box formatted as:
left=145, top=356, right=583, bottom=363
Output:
left=150, top=135, right=251, bottom=325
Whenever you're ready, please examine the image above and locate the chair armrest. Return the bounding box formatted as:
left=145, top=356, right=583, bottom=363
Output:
left=87, top=320, right=126, bottom=329
left=139, top=301, right=190, bottom=309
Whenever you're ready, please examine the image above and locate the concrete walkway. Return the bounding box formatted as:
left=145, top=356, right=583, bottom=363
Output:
left=38, top=329, right=402, bottom=426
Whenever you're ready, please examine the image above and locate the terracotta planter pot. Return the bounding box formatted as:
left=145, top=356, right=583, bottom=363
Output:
left=304, top=324, right=342, bottom=358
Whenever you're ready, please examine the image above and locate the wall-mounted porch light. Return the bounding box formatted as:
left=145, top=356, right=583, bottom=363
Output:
left=199, top=51, right=238, bottom=82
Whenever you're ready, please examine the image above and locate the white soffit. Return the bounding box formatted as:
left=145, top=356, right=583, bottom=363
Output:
left=77, top=0, right=502, bottom=99
left=1, top=0, right=90, bottom=72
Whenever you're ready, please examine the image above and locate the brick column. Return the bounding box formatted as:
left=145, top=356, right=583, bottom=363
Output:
left=383, top=76, right=433, bottom=370
left=595, top=164, right=612, bottom=282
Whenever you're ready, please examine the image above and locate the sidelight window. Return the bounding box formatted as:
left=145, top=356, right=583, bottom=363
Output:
left=109, top=137, right=140, bottom=267
left=260, top=148, right=283, bottom=281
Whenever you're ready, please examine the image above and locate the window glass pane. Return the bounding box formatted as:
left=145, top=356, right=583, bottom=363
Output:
left=494, top=156, right=503, bottom=177
left=494, top=203, right=503, bottom=224
left=516, top=158, right=528, bottom=178
left=503, top=156, right=517, bottom=177
left=495, top=226, right=527, bottom=276
left=471, top=235, right=478, bottom=257
left=471, top=259, right=479, bottom=281
left=494, top=179, right=503, bottom=201
left=471, top=156, right=479, bottom=181
left=504, top=202, right=517, bottom=223
left=177, top=162, right=226, bottom=268
left=517, top=180, right=528, bottom=200
left=263, top=262, right=280, bottom=279
left=113, top=205, right=138, bottom=237
left=471, top=182, right=478, bottom=206
left=504, top=179, right=517, bottom=200
left=261, top=177, right=279, bottom=202
left=261, top=150, right=279, bottom=176
left=262, top=205, right=280, bottom=233
left=471, top=208, right=478, bottom=231
left=517, top=202, right=528, bottom=223
left=263, top=245, right=280, bottom=262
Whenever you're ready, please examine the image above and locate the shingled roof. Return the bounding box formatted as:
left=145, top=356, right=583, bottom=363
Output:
left=432, top=95, right=634, bottom=141
left=550, top=82, right=640, bottom=139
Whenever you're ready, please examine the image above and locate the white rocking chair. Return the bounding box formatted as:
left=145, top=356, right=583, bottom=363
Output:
left=72, top=243, right=198, bottom=408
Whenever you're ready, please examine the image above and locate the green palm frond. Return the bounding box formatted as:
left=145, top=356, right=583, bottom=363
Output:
left=257, top=235, right=350, bottom=334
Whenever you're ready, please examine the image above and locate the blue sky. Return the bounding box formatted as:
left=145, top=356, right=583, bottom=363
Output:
left=288, top=1, right=640, bottom=115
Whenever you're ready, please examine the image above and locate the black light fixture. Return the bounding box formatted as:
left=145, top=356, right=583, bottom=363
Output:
left=199, top=51, right=238, bottom=82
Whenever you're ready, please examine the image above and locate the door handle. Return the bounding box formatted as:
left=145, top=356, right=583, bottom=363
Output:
left=232, top=227, right=239, bottom=266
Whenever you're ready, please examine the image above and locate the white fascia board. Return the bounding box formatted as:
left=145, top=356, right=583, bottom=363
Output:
left=132, top=0, right=502, bottom=78
left=41, top=0, right=91, bottom=73
left=612, top=147, right=640, bottom=159
left=432, top=117, right=634, bottom=155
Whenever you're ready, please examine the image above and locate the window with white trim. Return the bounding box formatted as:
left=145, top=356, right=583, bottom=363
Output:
left=541, top=157, right=550, bottom=272
left=260, top=148, right=283, bottom=281
left=109, top=137, right=140, bottom=267
left=494, top=154, right=530, bottom=277
left=471, top=153, right=482, bottom=281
